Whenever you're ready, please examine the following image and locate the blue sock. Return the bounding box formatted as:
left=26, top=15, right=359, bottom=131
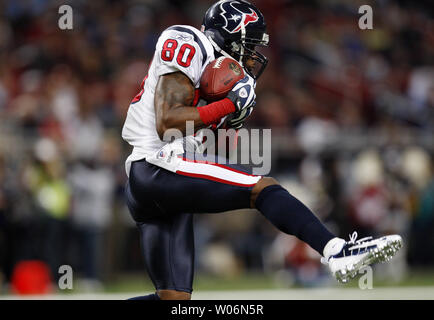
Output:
left=128, top=293, right=160, bottom=300
left=256, top=185, right=336, bottom=255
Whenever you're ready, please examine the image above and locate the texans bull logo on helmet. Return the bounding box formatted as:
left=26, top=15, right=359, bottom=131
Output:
left=202, top=0, right=269, bottom=79
left=220, top=1, right=259, bottom=34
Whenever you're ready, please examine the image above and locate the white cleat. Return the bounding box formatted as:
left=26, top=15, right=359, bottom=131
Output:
left=322, top=232, right=403, bottom=283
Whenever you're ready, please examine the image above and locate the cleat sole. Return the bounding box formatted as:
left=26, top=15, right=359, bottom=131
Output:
left=333, top=236, right=403, bottom=283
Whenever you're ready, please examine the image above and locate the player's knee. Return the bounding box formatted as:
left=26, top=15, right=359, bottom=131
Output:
left=157, top=289, right=191, bottom=300
left=250, top=177, right=279, bottom=208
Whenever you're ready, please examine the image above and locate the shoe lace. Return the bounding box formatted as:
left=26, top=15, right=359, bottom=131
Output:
left=347, top=231, right=373, bottom=245
left=321, top=232, right=374, bottom=266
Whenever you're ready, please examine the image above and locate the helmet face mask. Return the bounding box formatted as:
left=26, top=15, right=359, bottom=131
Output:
left=202, top=0, right=269, bottom=80
left=233, top=37, right=268, bottom=79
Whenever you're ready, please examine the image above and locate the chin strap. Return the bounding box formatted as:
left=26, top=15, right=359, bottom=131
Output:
left=206, top=35, right=237, bottom=60
left=205, top=28, right=246, bottom=69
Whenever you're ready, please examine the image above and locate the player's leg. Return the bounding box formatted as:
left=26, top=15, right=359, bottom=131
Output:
left=126, top=156, right=262, bottom=299
left=250, top=177, right=336, bottom=256
left=129, top=157, right=259, bottom=215
left=250, top=177, right=402, bottom=282
left=125, top=183, right=194, bottom=300
left=130, top=156, right=336, bottom=256
left=128, top=157, right=401, bottom=284
left=137, top=214, right=194, bottom=300
left=129, top=155, right=335, bottom=255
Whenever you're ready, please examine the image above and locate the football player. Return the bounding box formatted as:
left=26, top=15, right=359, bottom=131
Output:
left=122, top=0, right=402, bottom=300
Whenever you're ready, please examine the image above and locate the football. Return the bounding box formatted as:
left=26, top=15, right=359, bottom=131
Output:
left=200, top=57, right=245, bottom=102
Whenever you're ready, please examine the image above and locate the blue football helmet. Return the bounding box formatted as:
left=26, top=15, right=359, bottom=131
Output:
left=202, top=0, right=269, bottom=79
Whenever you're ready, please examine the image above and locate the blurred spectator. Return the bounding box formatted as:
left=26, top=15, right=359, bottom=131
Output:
left=347, top=149, right=388, bottom=237
left=24, top=138, right=71, bottom=280
left=68, top=135, right=117, bottom=290
left=407, top=149, right=434, bottom=267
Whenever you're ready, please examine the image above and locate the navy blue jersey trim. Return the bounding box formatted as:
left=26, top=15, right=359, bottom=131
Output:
left=167, top=26, right=208, bottom=67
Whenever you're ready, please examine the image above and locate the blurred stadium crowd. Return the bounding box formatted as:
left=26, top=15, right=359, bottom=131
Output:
left=0, top=0, right=433, bottom=293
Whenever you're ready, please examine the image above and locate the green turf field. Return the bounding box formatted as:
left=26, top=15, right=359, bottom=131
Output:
left=100, top=269, right=434, bottom=293
left=3, top=269, right=434, bottom=299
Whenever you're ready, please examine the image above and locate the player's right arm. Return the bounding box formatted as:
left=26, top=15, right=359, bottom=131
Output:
left=154, top=71, right=207, bottom=140
left=154, top=72, right=256, bottom=140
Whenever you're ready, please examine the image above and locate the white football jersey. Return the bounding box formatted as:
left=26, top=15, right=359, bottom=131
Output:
left=122, top=25, right=217, bottom=176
